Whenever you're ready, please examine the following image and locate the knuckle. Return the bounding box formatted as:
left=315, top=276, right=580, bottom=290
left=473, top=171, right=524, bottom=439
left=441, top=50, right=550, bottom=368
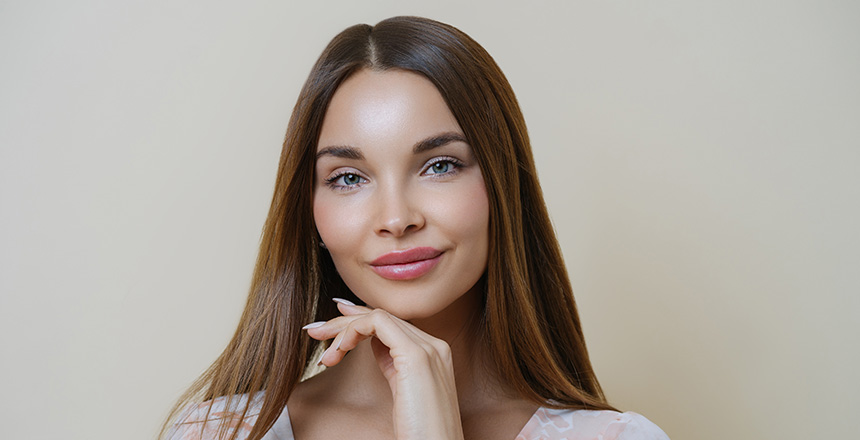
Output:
left=370, top=308, right=388, bottom=317
left=425, top=334, right=449, bottom=352
left=368, top=308, right=390, bottom=321
left=432, top=344, right=452, bottom=363
left=434, top=340, right=452, bottom=356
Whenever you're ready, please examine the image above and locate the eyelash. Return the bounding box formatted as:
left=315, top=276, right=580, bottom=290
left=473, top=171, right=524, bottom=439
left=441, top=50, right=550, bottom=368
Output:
left=323, top=156, right=465, bottom=191
left=422, top=156, right=465, bottom=177
left=324, top=171, right=368, bottom=191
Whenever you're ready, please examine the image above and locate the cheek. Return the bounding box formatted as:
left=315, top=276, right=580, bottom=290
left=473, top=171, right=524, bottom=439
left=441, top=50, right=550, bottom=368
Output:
left=313, top=195, right=356, bottom=251
left=312, top=196, right=331, bottom=240
left=431, top=178, right=490, bottom=241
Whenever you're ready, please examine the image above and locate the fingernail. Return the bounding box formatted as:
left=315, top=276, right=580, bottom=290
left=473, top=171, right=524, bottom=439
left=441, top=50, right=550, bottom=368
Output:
left=315, top=348, right=327, bottom=366
left=302, top=321, right=326, bottom=330
left=332, top=298, right=355, bottom=306
left=333, top=334, right=342, bottom=351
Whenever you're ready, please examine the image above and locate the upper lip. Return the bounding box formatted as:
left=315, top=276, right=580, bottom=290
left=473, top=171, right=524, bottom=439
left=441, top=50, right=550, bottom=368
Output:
left=371, top=247, right=443, bottom=266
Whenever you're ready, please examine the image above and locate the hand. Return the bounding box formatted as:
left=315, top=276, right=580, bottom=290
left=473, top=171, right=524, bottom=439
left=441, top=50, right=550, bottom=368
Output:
left=303, top=299, right=465, bottom=440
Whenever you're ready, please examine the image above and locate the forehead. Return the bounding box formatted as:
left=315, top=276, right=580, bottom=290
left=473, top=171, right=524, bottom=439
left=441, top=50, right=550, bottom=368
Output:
left=317, top=69, right=463, bottom=152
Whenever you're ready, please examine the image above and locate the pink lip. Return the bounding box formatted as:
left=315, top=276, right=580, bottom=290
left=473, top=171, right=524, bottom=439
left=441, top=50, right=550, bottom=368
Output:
left=370, top=247, right=443, bottom=280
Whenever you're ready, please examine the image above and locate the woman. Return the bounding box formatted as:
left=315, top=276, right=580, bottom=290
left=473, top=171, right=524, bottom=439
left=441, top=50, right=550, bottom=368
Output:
left=162, top=16, right=669, bottom=440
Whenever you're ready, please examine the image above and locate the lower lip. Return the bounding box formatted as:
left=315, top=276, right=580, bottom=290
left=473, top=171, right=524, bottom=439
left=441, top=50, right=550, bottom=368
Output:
left=370, top=254, right=443, bottom=280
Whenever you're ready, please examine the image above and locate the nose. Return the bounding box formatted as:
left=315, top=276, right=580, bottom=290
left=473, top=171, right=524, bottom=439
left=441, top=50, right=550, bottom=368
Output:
left=373, top=182, right=425, bottom=237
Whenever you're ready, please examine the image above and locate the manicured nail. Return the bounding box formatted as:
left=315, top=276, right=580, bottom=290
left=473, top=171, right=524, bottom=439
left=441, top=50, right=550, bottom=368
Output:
left=315, top=348, right=327, bottom=366
left=302, top=321, right=326, bottom=330
left=333, top=334, right=343, bottom=351
left=332, top=298, right=355, bottom=306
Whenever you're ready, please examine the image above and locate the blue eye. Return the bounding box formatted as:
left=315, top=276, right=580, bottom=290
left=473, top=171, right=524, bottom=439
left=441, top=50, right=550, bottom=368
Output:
left=430, top=161, right=451, bottom=174
left=341, top=173, right=362, bottom=185
left=423, top=157, right=463, bottom=176
left=325, top=172, right=367, bottom=190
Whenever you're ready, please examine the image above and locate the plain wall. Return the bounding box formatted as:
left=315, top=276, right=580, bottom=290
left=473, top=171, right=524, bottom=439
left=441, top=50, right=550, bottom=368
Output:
left=1, top=1, right=857, bottom=439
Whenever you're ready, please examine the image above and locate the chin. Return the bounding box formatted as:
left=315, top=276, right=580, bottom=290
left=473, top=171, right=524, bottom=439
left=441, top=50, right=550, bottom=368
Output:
left=358, top=288, right=480, bottom=325
left=361, top=297, right=446, bottom=321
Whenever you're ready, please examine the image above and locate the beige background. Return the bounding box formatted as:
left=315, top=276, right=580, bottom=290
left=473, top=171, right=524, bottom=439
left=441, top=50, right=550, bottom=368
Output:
left=1, top=1, right=858, bottom=439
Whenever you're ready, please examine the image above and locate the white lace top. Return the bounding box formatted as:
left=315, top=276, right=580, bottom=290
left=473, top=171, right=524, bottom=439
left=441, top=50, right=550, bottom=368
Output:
left=167, top=394, right=670, bottom=440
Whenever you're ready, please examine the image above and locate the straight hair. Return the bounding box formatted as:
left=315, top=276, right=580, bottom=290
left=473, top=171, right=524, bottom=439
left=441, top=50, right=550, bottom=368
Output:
left=161, top=15, right=613, bottom=440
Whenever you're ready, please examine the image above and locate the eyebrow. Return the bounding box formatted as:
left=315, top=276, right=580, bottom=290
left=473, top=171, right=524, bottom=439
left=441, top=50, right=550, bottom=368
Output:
left=412, top=132, right=469, bottom=154
left=315, top=145, right=364, bottom=160
left=316, top=132, right=468, bottom=160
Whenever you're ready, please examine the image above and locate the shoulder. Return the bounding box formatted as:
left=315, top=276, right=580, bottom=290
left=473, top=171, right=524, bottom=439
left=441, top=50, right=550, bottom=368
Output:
left=165, top=393, right=264, bottom=440
left=517, top=407, right=669, bottom=440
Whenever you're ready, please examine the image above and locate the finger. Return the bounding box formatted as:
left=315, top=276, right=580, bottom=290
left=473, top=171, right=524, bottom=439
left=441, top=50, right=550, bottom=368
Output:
left=317, top=331, right=355, bottom=367
left=318, top=310, right=402, bottom=367
left=386, top=315, right=452, bottom=362
left=303, top=313, right=366, bottom=341
left=318, top=316, right=381, bottom=367
left=301, top=298, right=374, bottom=340
left=370, top=311, right=446, bottom=351
left=313, top=317, right=361, bottom=367
left=315, top=308, right=449, bottom=367
left=326, top=309, right=427, bottom=365
left=305, top=313, right=436, bottom=357
left=330, top=309, right=443, bottom=358
left=333, top=298, right=372, bottom=316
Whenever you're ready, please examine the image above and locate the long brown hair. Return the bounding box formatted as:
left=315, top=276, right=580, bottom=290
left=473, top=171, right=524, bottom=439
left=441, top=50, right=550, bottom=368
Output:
left=161, top=15, right=613, bottom=440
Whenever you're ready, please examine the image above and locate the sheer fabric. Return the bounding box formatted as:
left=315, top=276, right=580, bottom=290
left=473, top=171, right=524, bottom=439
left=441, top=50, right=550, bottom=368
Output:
left=167, top=394, right=670, bottom=440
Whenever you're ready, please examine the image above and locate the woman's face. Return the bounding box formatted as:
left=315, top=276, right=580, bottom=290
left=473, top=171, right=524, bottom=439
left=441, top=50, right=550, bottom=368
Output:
left=313, top=69, right=489, bottom=321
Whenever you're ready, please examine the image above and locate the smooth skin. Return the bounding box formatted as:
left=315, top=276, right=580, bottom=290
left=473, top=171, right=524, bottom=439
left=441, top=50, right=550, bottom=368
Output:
left=308, top=302, right=464, bottom=439
left=289, top=69, right=538, bottom=440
